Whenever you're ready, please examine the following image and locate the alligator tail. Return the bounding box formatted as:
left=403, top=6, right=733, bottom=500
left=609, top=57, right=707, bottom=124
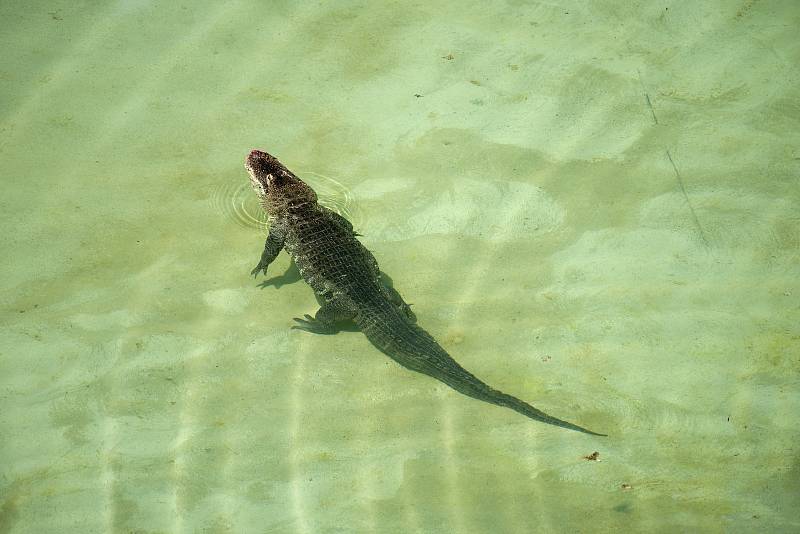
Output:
left=357, top=304, right=605, bottom=436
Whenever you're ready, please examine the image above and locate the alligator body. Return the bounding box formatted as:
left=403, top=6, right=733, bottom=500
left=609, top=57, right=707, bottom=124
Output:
left=244, top=149, right=604, bottom=436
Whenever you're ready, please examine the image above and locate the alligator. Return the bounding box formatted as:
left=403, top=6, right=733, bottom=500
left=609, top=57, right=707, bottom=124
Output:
left=244, top=149, right=604, bottom=436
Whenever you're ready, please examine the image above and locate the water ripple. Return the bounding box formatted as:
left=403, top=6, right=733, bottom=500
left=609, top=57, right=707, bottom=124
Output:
left=211, top=180, right=269, bottom=232
left=211, top=170, right=358, bottom=233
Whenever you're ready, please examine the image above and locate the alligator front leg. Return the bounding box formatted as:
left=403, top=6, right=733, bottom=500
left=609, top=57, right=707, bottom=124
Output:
left=251, top=228, right=285, bottom=277
left=292, top=299, right=357, bottom=335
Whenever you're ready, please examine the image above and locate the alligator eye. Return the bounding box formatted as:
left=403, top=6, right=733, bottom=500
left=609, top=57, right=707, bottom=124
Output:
left=250, top=180, right=266, bottom=197
left=269, top=173, right=287, bottom=187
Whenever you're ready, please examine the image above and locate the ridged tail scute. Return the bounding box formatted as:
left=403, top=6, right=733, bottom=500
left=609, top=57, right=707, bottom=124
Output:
left=357, top=304, right=606, bottom=436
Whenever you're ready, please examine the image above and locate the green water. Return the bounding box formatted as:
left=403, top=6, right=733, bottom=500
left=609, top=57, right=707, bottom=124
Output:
left=1, top=1, right=798, bottom=532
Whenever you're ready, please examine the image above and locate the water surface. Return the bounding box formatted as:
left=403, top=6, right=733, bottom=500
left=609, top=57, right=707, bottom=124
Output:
left=1, top=1, right=798, bottom=532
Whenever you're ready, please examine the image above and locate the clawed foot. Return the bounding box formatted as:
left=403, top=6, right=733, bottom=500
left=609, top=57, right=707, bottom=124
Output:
left=291, top=314, right=335, bottom=334
left=251, top=262, right=268, bottom=278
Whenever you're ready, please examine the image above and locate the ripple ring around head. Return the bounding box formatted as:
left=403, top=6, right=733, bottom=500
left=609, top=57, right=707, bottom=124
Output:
left=211, top=170, right=359, bottom=234
left=210, top=180, right=269, bottom=232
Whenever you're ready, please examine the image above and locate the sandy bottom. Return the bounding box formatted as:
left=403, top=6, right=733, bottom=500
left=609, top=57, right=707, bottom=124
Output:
left=1, top=1, right=798, bottom=532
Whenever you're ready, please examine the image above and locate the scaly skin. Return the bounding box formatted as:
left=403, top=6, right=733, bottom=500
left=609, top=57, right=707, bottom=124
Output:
left=245, top=149, right=605, bottom=436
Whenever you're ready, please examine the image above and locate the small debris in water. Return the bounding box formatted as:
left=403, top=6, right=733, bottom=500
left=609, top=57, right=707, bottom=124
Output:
left=583, top=451, right=600, bottom=461
left=621, top=483, right=633, bottom=490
